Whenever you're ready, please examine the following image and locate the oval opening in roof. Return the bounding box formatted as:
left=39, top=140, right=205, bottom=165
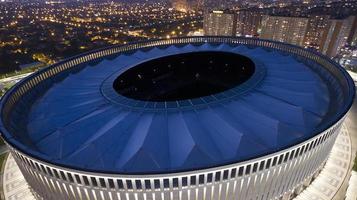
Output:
left=113, top=51, right=255, bottom=101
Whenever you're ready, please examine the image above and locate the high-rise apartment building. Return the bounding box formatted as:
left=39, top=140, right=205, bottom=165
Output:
left=303, top=15, right=330, bottom=50
left=260, top=15, right=309, bottom=46
left=203, top=10, right=237, bottom=36
left=321, top=20, right=343, bottom=57
left=321, top=16, right=355, bottom=57
left=346, top=15, right=357, bottom=46
left=350, top=26, right=357, bottom=46
left=260, top=14, right=356, bottom=57
left=236, top=10, right=263, bottom=37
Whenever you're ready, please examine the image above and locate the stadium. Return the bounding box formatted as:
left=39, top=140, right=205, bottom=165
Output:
left=0, top=37, right=355, bottom=200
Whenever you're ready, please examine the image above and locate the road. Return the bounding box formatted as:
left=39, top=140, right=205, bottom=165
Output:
left=347, top=70, right=357, bottom=85
left=344, top=78, right=357, bottom=157
left=0, top=72, right=33, bottom=90
left=0, top=72, right=33, bottom=84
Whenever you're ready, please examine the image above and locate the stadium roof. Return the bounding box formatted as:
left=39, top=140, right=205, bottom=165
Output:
left=1, top=40, right=353, bottom=174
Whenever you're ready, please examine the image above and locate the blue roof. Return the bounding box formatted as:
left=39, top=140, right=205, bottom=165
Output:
left=1, top=42, right=350, bottom=174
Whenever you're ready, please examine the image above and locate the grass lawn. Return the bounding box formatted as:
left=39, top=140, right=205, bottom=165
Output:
left=0, top=137, right=8, bottom=170
left=0, top=81, right=16, bottom=97
left=0, top=153, right=7, bottom=170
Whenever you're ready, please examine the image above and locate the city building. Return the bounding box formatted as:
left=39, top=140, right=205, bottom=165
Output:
left=351, top=29, right=357, bottom=47
left=321, top=19, right=343, bottom=57
left=0, top=37, right=354, bottom=200
left=235, top=10, right=263, bottom=37
left=203, top=11, right=236, bottom=36
left=260, top=15, right=309, bottom=46
left=346, top=16, right=357, bottom=46
left=258, top=14, right=357, bottom=57
left=302, top=15, right=330, bottom=50
left=339, top=47, right=357, bottom=72
left=187, top=29, right=204, bottom=36
left=321, top=16, right=356, bottom=57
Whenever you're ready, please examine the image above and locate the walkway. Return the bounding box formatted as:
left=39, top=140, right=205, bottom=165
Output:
left=346, top=171, right=357, bottom=200
left=2, top=155, right=35, bottom=200
left=294, top=125, right=352, bottom=200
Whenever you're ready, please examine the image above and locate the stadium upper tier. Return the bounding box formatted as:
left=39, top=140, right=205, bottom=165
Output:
left=0, top=38, right=353, bottom=174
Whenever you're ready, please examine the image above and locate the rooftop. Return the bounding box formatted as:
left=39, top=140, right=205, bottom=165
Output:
left=0, top=38, right=354, bottom=174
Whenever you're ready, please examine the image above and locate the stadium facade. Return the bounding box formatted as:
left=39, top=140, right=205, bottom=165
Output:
left=0, top=37, right=355, bottom=200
